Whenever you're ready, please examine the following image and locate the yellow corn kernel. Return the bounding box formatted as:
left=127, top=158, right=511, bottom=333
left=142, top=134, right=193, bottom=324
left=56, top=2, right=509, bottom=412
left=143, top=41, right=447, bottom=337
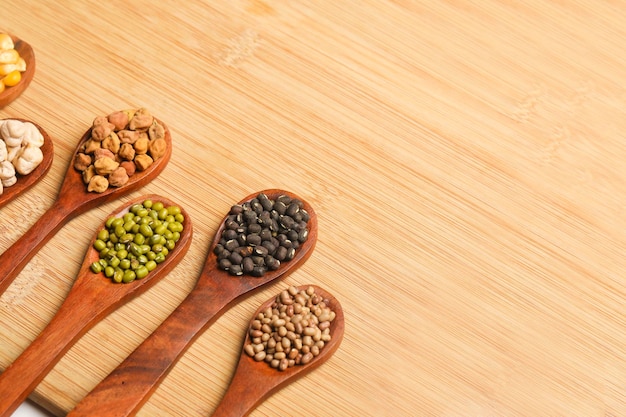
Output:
left=0, top=49, right=19, bottom=65
left=0, top=63, right=17, bottom=76
left=0, top=79, right=5, bottom=94
left=0, top=33, right=13, bottom=50
left=3, top=70, right=21, bottom=87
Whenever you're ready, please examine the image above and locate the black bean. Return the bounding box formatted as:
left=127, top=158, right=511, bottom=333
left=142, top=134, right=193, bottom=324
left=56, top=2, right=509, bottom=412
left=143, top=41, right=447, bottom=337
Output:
left=260, top=229, right=272, bottom=241
left=258, top=193, right=273, bottom=211
left=223, top=229, right=238, bottom=240
left=248, top=223, right=262, bottom=234
left=216, top=193, right=309, bottom=277
left=280, top=216, right=295, bottom=230
left=229, top=252, right=243, bottom=264
left=229, top=264, right=243, bottom=276
left=243, top=257, right=255, bottom=274
left=252, top=266, right=267, bottom=277
left=254, top=246, right=269, bottom=257
left=261, top=240, right=276, bottom=253
left=275, top=246, right=288, bottom=261
left=243, top=210, right=257, bottom=224
left=287, top=230, right=299, bottom=242
left=247, top=234, right=262, bottom=246
left=266, top=256, right=280, bottom=270
left=225, top=239, right=239, bottom=251
left=286, top=202, right=300, bottom=217
left=274, top=201, right=287, bottom=215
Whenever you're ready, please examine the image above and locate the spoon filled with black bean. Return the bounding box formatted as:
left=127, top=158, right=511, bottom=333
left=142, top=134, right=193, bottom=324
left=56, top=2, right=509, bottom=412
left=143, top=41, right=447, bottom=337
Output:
left=68, top=189, right=317, bottom=417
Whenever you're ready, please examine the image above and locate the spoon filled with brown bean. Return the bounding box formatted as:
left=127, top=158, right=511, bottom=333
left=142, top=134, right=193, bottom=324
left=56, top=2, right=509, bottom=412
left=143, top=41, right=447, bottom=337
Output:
left=211, top=284, right=344, bottom=417
left=0, top=194, right=192, bottom=417
left=0, top=109, right=171, bottom=296
left=68, top=189, right=317, bottom=417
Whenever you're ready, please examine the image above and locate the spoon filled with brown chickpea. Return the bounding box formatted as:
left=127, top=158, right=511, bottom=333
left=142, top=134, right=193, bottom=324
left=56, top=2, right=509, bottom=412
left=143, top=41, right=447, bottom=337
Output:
left=211, top=284, right=344, bottom=417
left=0, top=108, right=171, bottom=296
left=67, top=189, right=317, bottom=417
left=0, top=194, right=192, bottom=417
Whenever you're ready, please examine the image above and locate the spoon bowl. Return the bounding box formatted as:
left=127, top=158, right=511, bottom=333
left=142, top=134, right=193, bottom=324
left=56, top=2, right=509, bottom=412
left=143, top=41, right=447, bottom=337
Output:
left=0, top=194, right=192, bottom=417
left=0, top=118, right=54, bottom=208
left=212, top=284, right=345, bottom=417
left=0, top=113, right=172, bottom=295
left=0, top=34, right=35, bottom=109
left=68, top=189, right=317, bottom=417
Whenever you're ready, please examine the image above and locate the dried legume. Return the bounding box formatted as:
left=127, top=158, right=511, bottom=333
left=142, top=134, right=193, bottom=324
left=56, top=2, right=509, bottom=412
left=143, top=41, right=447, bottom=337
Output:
left=244, top=285, right=336, bottom=370
left=90, top=199, right=185, bottom=283
left=74, top=108, right=167, bottom=193
left=214, top=193, right=310, bottom=277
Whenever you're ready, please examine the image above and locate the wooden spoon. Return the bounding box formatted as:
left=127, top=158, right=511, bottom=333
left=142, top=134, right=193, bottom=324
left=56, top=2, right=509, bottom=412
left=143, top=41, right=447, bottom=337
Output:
left=0, top=34, right=36, bottom=109
left=211, top=284, right=345, bottom=417
left=0, top=194, right=193, bottom=417
left=0, top=118, right=54, bottom=208
left=0, top=115, right=172, bottom=296
left=67, top=189, right=317, bottom=417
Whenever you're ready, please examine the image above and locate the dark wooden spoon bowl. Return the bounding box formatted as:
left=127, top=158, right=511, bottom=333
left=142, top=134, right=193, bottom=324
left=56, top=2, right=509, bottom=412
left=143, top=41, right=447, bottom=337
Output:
left=0, top=194, right=193, bottom=417
left=0, top=34, right=36, bottom=109
left=211, top=284, right=345, bottom=417
left=0, top=118, right=54, bottom=208
left=68, top=189, right=317, bottom=417
left=0, top=116, right=172, bottom=296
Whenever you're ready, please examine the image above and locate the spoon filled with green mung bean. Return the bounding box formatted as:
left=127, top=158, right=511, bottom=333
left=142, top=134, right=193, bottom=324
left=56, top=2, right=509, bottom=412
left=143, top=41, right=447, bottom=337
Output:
left=0, top=194, right=192, bottom=417
left=68, top=189, right=317, bottom=417
left=211, top=284, right=344, bottom=417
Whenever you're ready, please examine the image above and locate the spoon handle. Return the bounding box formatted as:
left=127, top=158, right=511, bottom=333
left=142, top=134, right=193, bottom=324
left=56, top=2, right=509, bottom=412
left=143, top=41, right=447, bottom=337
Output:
left=0, top=198, right=75, bottom=296
left=68, top=279, right=239, bottom=417
left=210, top=360, right=274, bottom=417
left=0, top=280, right=105, bottom=417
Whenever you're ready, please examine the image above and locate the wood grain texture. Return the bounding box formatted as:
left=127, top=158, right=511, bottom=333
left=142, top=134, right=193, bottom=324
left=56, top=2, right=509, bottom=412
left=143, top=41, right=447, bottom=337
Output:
left=2, top=1, right=626, bottom=416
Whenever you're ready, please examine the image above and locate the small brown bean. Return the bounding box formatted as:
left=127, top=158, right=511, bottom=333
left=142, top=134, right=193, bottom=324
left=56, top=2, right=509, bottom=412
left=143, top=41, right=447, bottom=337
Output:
left=301, top=352, right=313, bottom=365
left=244, top=344, right=255, bottom=357
left=254, top=351, right=266, bottom=362
left=279, top=358, right=289, bottom=371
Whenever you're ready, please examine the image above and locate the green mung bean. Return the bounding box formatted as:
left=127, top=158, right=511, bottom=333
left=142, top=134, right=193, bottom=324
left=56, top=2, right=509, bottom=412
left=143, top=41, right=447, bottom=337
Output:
left=91, top=199, right=184, bottom=283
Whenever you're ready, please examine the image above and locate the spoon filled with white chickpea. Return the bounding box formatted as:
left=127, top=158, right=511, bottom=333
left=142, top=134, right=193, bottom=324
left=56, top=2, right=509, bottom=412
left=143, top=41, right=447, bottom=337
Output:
left=0, top=108, right=172, bottom=296
left=0, top=118, right=54, bottom=208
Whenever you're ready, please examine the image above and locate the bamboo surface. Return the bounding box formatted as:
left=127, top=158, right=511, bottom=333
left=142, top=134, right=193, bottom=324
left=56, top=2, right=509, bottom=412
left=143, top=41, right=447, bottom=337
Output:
left=1, top=1, right=626, bottom=416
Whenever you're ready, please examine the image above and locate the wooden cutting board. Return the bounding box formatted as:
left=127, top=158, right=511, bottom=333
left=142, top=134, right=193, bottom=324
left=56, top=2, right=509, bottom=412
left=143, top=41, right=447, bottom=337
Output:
left=2, top=1, right=626, bottom=415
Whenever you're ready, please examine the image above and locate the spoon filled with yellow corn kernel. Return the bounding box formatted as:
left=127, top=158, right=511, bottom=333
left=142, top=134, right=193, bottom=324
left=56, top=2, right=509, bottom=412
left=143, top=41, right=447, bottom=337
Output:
left=0, top=33, right=35, bottom=108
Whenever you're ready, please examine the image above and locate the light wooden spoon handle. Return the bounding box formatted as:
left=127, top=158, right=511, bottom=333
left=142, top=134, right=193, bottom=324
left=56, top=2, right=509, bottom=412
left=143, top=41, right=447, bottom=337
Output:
left=68, top=279, right=239, bottom=417
left=0, top=198, right=75, bottom=295
left=0, top=282, right=105, bottom=417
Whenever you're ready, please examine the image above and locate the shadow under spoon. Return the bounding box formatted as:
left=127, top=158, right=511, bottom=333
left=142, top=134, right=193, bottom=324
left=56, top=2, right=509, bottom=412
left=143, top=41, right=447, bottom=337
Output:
left=68, top=189, right=317, bottom=417
left=0, top=117, right=172, bottom=296
left=211, top=284, right=345, bottom=417
left=0, top=194, right=192, bottom=417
